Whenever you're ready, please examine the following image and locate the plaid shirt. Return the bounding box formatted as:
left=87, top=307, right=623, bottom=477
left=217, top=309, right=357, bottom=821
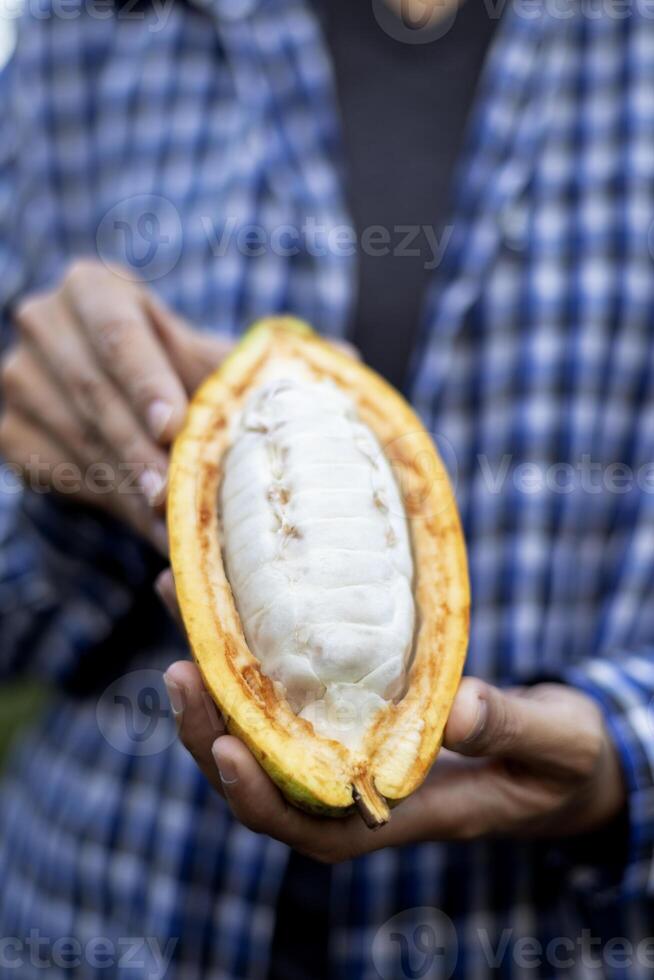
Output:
left=1, top=1, right=654, bottom=977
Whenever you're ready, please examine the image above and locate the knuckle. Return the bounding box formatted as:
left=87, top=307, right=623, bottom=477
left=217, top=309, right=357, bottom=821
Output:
left=0, top=349, right=23, bottom=401
left=65, top=258, right=101, bottom=288
left=70, top=371, right=108, bottom=416
left=95, top=316, right=140, bottom=359
left=226, top=804, right=265, bottom=836
left=121, top=432, right=151, bottom=467
left=490, top=694, right=521, bottom=754
left=549, top=695, right=605, bottom=780
left=14, top=295, right=51, bottom=342
left=65, top=260, right=140, bottom=310
left=246, top=815, right=268, bottom=836
left=100, top=259, right=135, bottom=282
left=569, top=721, right=604, bottom=778
left=0, top=413, right=13, bottom=455
left=95, top=318, right=125, bottom=358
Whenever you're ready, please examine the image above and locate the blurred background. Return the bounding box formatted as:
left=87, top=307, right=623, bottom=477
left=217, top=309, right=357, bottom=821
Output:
left=0, top=0, right=44, bottom=765
left=0, top=0, right=19, bottom=72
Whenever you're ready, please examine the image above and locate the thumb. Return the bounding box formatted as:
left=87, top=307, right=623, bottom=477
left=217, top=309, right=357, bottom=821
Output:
left=146, top=294, right=234, bottom=394
left=443, top=677, right=579, bottom=770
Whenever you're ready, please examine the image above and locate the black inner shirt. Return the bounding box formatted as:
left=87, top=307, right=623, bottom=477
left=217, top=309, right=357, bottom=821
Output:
left=268, top=5, right=499, bottom=980
left=321, top=0, right=499, bottom=389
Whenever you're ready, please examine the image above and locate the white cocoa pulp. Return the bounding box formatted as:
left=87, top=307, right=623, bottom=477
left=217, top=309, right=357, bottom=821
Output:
left=220, top=377, right=415, bottom=750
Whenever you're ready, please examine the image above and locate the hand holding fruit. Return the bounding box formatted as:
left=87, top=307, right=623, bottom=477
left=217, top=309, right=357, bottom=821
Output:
left=0, top=260, right=233, bottom=552
left=159, top=321, right=625, bottom=857
left=161, top=636, right=625, bottom=864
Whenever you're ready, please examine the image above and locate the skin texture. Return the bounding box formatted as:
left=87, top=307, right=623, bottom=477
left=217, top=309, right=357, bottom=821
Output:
left=158, top=571, right=627, bottom=864
left=0, top=259, right=626, bottom=862
left=386, top=0, right=461, bottom=24
left=0, top=260, right=233, bottom=552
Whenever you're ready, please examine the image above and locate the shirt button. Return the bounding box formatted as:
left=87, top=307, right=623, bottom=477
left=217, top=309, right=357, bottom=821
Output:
left=499, top=203, right=529, bottom=252
left=214, top=0, right=259, bottom=19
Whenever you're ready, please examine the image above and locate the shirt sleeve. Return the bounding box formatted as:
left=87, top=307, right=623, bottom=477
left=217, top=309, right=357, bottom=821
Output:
left=562, top=651, right=654, bottom=900
left=546, top=479, right=654, bottom=899
left=0, top=31, right=29, bottom=353
left=0, top=23, right=161, bottom=685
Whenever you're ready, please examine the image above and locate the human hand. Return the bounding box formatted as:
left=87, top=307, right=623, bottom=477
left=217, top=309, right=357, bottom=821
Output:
left=0, top=260, right=232, bottom=552
left=158, top=573, right=625, bottom=862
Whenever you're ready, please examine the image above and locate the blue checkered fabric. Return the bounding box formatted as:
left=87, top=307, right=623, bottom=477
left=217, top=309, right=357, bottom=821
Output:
left=1, top=1, right=654, bottom=977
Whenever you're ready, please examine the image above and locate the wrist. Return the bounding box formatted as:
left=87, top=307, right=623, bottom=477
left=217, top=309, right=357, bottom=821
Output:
left=578, top=723, right=627, bottom=833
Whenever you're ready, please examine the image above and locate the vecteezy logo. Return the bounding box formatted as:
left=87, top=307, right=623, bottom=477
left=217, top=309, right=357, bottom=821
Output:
left=114, top=687, right=166, bottom=743
left=96, top=669, right=177, bottom=756
left=372, top=907, right=458, bottom=980
left=96, top=194, right=183, bottom=282
left=371, top=0, right=459, bottom=44
left=115, top=213, right=166, bottom=270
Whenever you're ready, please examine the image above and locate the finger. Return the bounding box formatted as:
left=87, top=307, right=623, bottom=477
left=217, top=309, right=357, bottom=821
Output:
left=0, top=408, right=169, bottom=554
left=147, top=294, right=234, bottom=394
left=63, top=263, right=188, bottom=442
left=210, top=734, right=446, bottom=860
left=0, top=407, right=116, bottom=505
left=2, top=345, right=106, bottom=470
left=328, top=338, right=361, bottom=361
left=210, top=735, right=364, bottom=857
left=162, top=662, right=495, bottom=855
left=163, top=660, right=226, bottom=794
left=1, top=342, right=169, bottom=550
left=3, top=345, right=121, bottom=497
left=443, top=677, right=599, bottom=774
left=16, top=293, right=168, bottom=504
left=155, top=569, right=183, bottom=626
left=0, top=408, right=68, bottom=493
left=161, top=650, right=398, bottom=857
left=171, top=686, right=496, bottom=855
left=213, top=722, right=521, bottom=850
left=210, top=736, right=320, bottom=845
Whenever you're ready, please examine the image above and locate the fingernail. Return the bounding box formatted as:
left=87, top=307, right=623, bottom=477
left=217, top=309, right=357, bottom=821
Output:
left=147, top=399, right=174, bottom=439
left=164, top=673, right=185, bottom=719
left=139, top=468, right=167, bottom=506
left=212, top=740, right=238, bottom=785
